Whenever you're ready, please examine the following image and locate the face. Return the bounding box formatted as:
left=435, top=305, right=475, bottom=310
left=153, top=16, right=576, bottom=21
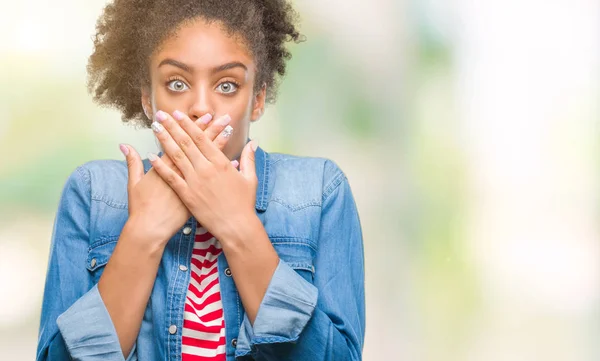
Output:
left=142, top=18, right=265, bottom=160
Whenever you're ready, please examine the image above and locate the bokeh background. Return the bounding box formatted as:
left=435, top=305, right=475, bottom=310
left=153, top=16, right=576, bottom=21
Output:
left=1, top=0, right=599, bottom=360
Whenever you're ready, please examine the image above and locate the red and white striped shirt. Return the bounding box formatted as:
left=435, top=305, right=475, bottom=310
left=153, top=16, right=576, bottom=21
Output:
left=181, top=224, right=226, bottom=361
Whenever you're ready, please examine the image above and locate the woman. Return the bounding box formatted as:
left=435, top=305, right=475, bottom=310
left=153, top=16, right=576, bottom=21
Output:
left=36, top=0, right=365, bottom=360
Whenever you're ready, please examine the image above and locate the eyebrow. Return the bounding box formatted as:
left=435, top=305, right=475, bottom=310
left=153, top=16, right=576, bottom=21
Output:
left=158, top=58, right=248, bottom=74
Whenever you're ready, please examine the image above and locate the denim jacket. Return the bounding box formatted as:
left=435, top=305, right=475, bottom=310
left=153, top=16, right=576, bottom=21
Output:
left=36, top=147, right=365, bottom=361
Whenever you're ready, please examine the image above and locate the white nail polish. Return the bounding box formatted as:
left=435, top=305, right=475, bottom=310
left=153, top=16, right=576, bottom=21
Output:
left=151, top=121, right=164, bottom=133
left=221, top=125, right=234, bottom=138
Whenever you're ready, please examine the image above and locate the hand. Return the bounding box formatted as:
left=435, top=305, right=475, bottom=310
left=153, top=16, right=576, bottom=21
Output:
left=120, top=113, right=235, bottom=246
left=148, top=110, right=259, bottom=243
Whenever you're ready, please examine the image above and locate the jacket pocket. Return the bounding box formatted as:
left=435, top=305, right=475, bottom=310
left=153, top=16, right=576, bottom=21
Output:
left=86, top=237, right=118, bottom=282
left=270, top=237, right=316, bottom=283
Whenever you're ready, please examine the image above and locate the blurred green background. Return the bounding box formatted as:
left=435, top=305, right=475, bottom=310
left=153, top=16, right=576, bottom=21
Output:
left=1, top=0, right=599, bottom=360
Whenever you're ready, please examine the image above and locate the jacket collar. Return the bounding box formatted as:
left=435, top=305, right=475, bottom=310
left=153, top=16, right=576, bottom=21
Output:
left=142, top=145, right=270, bottom=212
left=253, top=145, right=269, bottom=212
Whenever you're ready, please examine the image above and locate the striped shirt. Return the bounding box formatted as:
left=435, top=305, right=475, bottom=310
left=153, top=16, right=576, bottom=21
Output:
left=181, top=224, right=226, bottom=361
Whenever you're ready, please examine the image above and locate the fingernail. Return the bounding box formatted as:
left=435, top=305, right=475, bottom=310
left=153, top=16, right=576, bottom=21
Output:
left=173, top=110, right=185, bottom=121
left=147, top=152, right=158, bottom=161
left=119, top=144, right=129, bottom=156
left=199, top=113, right=213, bottom=125
left=231, top=160, right=239, bottom=168
left=221, top=125, right=234, bottom=138
left=151, top=121, right=164, bottom=133
left=155, top=110, right=168, bottom=123
left=216, top=114, right=231, bottom=126
left=251, top=139, right=259, bottom=152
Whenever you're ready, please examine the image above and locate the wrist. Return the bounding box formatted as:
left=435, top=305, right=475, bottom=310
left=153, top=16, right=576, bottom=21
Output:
left=219, top=212, right=265, bottom=252
left=121, top=217, right=169, bottom=255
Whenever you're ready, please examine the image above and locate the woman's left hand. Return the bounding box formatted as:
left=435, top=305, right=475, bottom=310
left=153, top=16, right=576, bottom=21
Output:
left=148, top=109, right=259, bottom=242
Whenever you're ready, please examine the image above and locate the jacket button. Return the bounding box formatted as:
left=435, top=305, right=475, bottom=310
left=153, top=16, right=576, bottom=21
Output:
left=90, top=258, right=97, bottom=268
left=183, top=227, right=192, bottom=235
left=231, top=338, right=237, bottom=348
left=224, top=268, right=232, bottom=277
left=168, top=325, right=177, bottom=334
left=179, top=264, right=188, bottom=272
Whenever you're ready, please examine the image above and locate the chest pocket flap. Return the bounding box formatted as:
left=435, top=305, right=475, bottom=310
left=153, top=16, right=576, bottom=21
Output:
left=86, top=237, right=118, bottom=272
left=270, top=237, right=316, bottom=281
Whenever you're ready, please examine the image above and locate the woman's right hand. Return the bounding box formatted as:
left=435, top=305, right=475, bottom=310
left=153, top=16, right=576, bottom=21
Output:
left=119, top=114, right=234, bottom=247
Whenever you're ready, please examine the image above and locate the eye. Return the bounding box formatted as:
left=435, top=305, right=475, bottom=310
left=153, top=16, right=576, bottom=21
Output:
left=216, top=81, right=238, bottom=94
left=167, top=79, right=189, bottom=92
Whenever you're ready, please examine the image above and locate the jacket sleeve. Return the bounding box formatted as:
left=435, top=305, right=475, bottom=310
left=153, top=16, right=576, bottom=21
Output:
left=36, top=166, right=132, bottom=361
left=235, top=161, right=366, bottom=360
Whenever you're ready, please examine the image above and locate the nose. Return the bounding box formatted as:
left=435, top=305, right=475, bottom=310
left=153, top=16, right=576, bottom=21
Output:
left=187, top=87, right=214, bottom=121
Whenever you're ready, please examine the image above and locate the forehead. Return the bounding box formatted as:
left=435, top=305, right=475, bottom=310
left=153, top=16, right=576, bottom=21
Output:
left=151, top=18, right=254, bottom=70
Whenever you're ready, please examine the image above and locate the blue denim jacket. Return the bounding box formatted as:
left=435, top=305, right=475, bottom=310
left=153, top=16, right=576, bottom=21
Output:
left=36, top=147, right=365, bottom=361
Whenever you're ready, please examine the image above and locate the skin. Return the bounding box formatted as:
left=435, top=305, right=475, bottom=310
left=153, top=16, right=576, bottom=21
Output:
left=98, top=18, right=280, bottom=358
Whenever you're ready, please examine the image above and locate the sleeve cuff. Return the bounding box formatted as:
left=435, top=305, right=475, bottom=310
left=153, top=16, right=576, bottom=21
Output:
left=56, top=285, right=127, bottom=361
left=236, top=260, right=318, bottom=356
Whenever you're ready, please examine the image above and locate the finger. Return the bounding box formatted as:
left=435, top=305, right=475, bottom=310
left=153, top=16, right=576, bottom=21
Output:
left=231, top=159, right=240, bottom=169
left=153, top=140, right=183, bottom=176
left=151, top=144, right=183, bottom=177
left=213, top=125, right=234, bottom=150
left=160, top=153, right=184, bottom=178
left=194, top=113, right=213, bottom=131
left=120, top=144, right=144, bottom=192
left=147, top=152, right=189, bottom=196
left=192, top=113, right=232, bottom=151
left=152, top=112, right=198, bottom=178
left=239, top=140, right=258, bottom=182
left=173, top=111, right=227, bottom=164
left=203, top=114, right=232, bottom=142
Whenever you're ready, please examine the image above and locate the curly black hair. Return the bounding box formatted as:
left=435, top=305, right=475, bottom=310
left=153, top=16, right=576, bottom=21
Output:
left=87, top=0, right=303, bottom=127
